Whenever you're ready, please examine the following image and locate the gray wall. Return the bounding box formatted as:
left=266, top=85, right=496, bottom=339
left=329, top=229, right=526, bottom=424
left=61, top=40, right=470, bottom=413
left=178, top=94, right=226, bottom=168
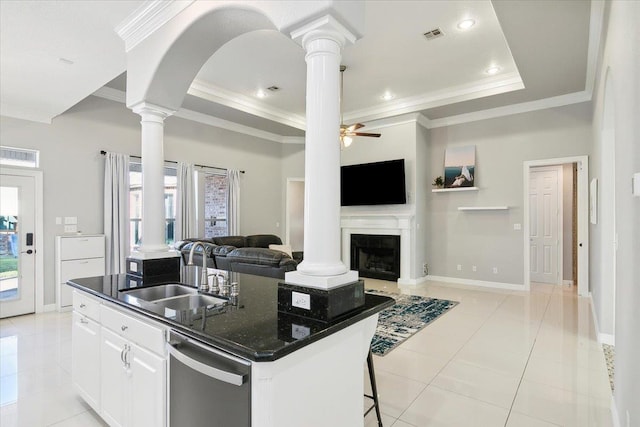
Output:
left=590, top=1, right=640, bottom=425
left=0, top=96, right=286, bottom=306
left=427, top=103, right=592, bottom=286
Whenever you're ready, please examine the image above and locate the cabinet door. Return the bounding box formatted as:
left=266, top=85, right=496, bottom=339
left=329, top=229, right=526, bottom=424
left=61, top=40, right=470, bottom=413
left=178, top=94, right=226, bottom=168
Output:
left=101, top=328, right=128, bottom=427
left=71, top=312, right=101, bottom=412
left=130, top=343, right=166, bottom=427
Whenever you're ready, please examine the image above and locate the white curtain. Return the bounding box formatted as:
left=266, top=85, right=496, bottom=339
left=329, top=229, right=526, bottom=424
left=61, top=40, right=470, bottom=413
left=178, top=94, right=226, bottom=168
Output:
left=227, top=169, right=241, bottom=235
left=176, top=162, right=196, bottom=242
left=104, top=152, right=130, bottom=274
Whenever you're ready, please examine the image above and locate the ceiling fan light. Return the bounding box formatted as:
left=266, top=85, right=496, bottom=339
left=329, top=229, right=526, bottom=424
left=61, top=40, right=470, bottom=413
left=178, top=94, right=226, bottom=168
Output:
left=342, top=136, right=353, bottom=147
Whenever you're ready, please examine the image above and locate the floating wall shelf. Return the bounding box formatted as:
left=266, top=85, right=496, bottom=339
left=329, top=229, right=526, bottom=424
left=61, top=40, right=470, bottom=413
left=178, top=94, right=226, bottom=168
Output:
left=432, top=187, right=479, bottom=193
left=457, top=206, right=509, bottom=211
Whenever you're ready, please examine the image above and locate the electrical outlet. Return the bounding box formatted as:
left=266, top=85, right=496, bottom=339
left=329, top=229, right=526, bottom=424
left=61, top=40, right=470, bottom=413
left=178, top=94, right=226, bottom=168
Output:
left=291, top=291, right=310, bottom=310
left=422, top=263, right=429, bottom=275
left=457, top=264, right=462, bottom=271
left=492, top=267, right=498, bottom=274
left=472, top=265, right=477, bottom=272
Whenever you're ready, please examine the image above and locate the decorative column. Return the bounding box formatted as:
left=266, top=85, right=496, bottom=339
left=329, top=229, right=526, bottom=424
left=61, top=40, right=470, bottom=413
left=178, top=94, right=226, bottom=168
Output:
left=285, top=16, right=358, bottom=290
left=131, top=102, right=176, bottom=255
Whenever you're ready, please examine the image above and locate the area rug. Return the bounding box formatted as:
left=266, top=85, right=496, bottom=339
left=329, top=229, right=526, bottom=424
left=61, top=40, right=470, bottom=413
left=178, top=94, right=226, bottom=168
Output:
left=602, top=344, right=614, bottom=391
left=367, top=290, right=459, bottom=356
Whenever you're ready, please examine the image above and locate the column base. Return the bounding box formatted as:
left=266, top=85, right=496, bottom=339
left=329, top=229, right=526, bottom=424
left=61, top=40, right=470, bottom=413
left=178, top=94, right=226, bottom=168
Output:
left=277, top=279, right=365, bottom=322
left=126, top=250, right=180, bottom=285
left=284, top=270, right=358, bottom=290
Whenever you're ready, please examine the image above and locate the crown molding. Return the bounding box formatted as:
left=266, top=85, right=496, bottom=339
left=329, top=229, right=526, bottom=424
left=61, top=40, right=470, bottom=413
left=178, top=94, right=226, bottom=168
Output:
left=115, top=0, right=195, bottom=52
left=344, top=72, right=524, bottom=124
left=188, top=79, right=306, bottom=130
left=1, top=104, right=53, bottom=124
left=425, top=90, right=592, bottom=129
left=91, top=86, right=303, bottom=144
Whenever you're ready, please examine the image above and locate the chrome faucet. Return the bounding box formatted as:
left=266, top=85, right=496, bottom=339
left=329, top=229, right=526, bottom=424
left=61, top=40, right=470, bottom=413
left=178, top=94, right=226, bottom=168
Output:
left=187, top=242, right=209, bottom=292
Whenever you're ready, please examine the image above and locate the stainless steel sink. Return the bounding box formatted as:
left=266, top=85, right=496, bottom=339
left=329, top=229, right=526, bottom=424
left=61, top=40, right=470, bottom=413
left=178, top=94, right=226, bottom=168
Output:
left=122, top=284, right=198, bottom=302
left=156, top=294, right=227, bottom=311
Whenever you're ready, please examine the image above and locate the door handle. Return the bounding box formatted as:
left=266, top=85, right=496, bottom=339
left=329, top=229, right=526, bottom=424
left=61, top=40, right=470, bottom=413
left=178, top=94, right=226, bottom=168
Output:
left=21, top=249, right=34, bottom=254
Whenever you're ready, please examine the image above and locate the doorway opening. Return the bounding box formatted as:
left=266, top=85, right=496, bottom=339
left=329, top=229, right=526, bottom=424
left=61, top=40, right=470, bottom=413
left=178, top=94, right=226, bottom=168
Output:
left=523, top=156, right=589, bottom=296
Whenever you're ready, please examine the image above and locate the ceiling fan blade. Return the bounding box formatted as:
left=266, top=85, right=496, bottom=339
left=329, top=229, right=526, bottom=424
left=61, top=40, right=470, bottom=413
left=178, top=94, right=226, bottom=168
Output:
left=351, top=132, right=381, bottom=137
left=346, top=123, right=365, bottom=132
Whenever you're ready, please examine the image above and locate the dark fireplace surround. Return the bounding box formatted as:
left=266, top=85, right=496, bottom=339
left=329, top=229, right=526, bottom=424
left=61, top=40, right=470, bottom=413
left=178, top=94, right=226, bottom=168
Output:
left=350, top=234, right=400, bottom=281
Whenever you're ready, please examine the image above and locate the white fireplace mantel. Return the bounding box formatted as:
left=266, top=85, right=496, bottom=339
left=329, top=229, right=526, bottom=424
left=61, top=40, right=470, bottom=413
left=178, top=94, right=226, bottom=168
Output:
left=341, top=213, right=414, bottom=284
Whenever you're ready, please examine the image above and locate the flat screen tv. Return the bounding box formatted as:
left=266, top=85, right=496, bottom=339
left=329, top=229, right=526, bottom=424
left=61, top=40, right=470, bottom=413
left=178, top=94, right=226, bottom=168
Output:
left=341, top=159, right=407, bottom=206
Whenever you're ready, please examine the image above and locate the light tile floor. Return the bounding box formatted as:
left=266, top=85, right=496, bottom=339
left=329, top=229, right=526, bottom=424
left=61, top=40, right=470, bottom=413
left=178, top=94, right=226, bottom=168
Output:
left=0, top=279, right=611, bottom=426
left=364, top=280, right=612, bottom=427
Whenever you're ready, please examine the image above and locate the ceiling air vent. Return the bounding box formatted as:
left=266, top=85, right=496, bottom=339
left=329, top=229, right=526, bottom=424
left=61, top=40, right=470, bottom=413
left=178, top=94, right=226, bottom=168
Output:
left=267, top=86, right=280, bottom=92
left=423, top=28, right=444, bottom=40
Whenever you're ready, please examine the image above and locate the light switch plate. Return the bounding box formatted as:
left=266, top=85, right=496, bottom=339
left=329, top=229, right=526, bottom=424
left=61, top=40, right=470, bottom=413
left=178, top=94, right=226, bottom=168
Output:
left=64, top=216, right=77, bottom=225
left=291, top=291, right=310, bottom=310
left=513, top=223, right=522, bottom=230
left=64, top=225, right=77, bottom=233
left=291, top=324, right=311, bottom=340
left=633, top=172, right=640, bottom=196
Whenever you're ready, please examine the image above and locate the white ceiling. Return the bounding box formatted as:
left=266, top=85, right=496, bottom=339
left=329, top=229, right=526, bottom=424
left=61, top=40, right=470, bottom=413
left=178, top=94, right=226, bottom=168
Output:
left=1, top=0, right=596, bottom=138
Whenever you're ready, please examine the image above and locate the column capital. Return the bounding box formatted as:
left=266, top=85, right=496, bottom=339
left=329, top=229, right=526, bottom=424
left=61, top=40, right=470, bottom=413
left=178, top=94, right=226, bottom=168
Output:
left=130, top=101, right=175, bottom=122
left=290, top=14, right=357, bottom=51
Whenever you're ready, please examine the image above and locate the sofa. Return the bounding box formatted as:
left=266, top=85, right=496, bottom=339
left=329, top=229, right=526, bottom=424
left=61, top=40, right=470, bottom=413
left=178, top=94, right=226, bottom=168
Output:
left=175, top=234, right=300, bottom=279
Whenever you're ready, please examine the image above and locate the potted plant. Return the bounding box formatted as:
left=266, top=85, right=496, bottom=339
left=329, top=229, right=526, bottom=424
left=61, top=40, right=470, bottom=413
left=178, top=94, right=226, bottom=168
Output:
left=432, top=176, right=444, bottom=188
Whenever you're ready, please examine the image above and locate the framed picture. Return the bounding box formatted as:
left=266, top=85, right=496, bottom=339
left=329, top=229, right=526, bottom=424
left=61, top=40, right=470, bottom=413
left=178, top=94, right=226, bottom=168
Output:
left=444, top=145, right=475, bottom=188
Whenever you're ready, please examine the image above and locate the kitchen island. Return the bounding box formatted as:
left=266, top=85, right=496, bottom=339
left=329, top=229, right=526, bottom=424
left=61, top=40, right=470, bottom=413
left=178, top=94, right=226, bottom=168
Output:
left=68, top=267, right=393, bottom=427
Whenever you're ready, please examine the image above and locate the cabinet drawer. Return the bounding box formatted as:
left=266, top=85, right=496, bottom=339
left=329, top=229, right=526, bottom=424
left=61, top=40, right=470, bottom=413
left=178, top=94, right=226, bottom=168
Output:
left=61, top=258, right=105, bottom=282
left=60, top=236, right=105, bottom=260
left=73, top=291, right=101, bottom=321
left=100, top=305, right=165, bottom=355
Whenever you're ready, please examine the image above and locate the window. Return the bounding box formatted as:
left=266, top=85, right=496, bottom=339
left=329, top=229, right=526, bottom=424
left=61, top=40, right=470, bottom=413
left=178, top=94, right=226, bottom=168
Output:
left=129, top=162, right=177, bottom=249
left=0, top=146, right=39, bottom=168
left=201, top=171, right=229, bottom=238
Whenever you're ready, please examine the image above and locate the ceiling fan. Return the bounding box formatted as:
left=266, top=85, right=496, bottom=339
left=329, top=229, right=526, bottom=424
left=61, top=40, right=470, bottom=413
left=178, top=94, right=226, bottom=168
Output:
left=340, top=65, right=381, bottom=148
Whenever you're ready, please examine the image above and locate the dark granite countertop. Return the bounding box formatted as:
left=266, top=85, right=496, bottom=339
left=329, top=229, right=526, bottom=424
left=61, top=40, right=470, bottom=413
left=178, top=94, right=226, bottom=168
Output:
left=67, top=267, right=394, bottom=362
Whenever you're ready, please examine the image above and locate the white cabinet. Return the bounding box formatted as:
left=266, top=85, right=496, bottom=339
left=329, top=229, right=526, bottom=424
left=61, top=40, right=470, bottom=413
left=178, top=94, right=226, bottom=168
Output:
left=100, top=305, right=166, bottom=427
left=56, top=235, right=105, bottom=310
left=71, top=293, right=101, bottom=413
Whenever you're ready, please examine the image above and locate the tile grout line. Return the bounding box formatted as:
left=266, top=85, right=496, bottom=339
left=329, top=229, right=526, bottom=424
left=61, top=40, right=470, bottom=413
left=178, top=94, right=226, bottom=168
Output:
left=503, top=288, right=555, bottom=427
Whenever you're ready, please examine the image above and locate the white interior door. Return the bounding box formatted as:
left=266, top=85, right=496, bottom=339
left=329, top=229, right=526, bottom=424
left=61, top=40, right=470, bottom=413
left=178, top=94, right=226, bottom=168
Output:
left=0, top=174, right=36, bottom=317
left=529, top=167, right=561, bottom=284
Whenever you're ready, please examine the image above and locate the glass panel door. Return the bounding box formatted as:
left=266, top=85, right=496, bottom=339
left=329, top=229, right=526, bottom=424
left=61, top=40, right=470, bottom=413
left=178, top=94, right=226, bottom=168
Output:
left=0, top=175, right=36, bottom=317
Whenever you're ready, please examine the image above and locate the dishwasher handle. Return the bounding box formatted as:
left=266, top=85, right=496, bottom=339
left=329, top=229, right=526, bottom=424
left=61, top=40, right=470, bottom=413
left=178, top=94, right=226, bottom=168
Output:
left=167, top=339, right=247, bottom=386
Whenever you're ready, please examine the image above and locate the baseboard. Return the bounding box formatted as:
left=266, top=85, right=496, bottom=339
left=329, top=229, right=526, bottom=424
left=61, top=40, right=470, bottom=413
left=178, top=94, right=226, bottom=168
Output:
left=588, top=292, right=616, bottom=345
left=611, top=396, right=621, bottom=427
left=563, top=279, right=574, bottom=286
left=425, top=275, right=525, bottom=291
left=397, top=276, right=429, bottom=286
left=42, top=303, right=56, bottom=313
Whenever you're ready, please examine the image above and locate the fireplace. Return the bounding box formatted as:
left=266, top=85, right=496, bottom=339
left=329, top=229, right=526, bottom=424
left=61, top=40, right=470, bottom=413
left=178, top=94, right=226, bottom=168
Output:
left=350, top=234, right=400, bottom=281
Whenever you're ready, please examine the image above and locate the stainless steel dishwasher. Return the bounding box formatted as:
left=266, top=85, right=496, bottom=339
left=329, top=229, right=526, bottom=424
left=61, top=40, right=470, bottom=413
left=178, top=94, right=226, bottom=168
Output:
left=167, top=331, right=251, bottom=427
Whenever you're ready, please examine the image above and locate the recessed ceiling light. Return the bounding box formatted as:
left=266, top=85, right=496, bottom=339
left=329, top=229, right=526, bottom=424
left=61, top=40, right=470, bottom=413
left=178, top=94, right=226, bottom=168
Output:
left=485, top=66, right=501, bottom=75
left=381, top=92, right=395, bottom=101
left=256, top=90, right=267, bottom=98
left=457, top=19, right=476, bottom=30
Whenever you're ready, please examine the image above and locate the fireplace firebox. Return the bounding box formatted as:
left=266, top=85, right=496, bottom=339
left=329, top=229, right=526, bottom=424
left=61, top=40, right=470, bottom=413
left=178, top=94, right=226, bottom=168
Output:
left=350, top=234, right=400, bottom=281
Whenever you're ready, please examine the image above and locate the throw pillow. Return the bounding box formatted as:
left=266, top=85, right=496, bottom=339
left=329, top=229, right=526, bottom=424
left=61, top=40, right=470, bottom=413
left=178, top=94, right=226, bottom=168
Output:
left=269, top=244, right=293, bottom=258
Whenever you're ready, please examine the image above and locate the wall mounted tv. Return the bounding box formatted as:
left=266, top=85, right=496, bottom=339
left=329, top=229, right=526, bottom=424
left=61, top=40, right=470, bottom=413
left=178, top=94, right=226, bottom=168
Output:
left=341, top=159, right=407, bottom=206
